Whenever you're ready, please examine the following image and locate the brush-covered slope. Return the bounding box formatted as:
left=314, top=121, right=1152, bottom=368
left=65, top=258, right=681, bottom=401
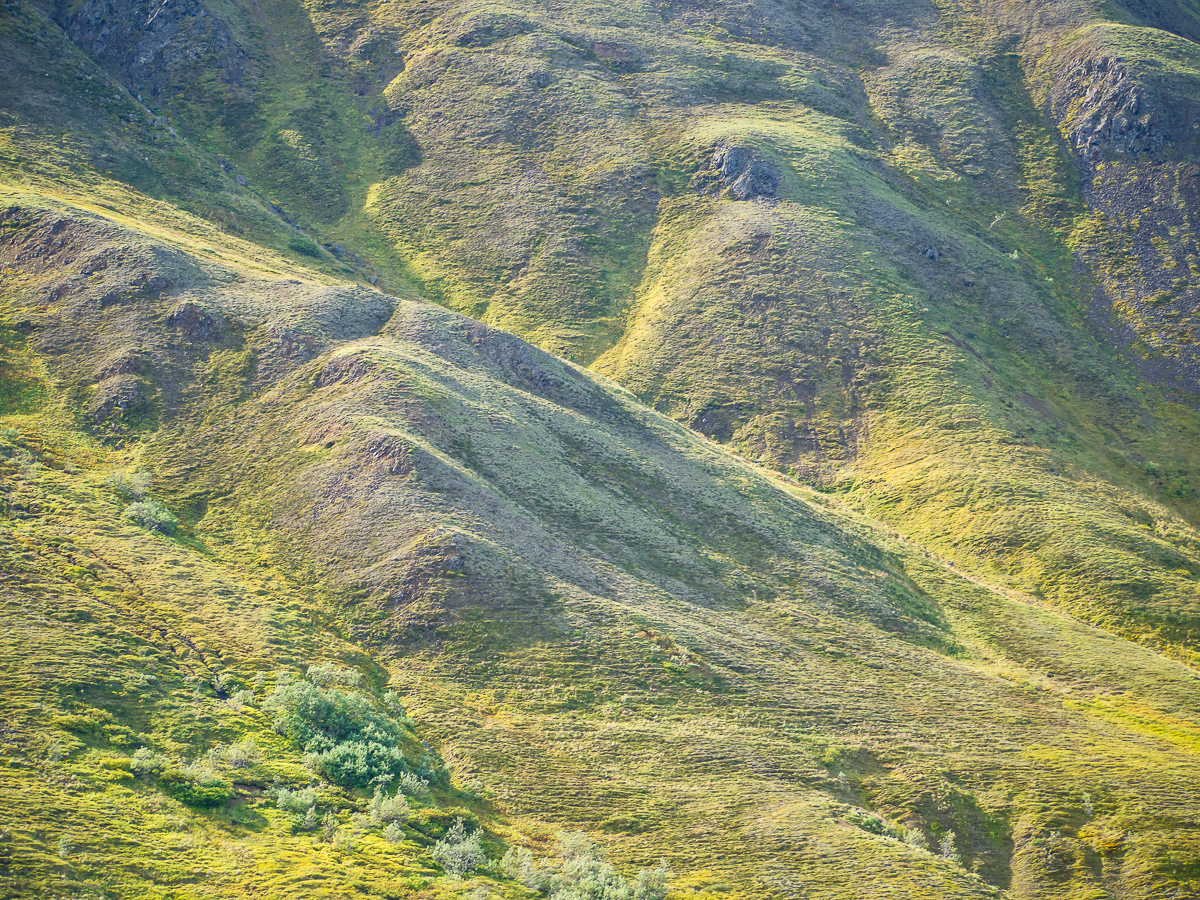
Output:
left=6, top=0, right=1200, bottom=667
left=6, top=0, right=1200, bottom=897
left=5, top=194, right=1200, bottom=899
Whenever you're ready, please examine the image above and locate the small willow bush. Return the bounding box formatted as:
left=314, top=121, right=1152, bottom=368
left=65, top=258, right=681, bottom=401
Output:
left=264, top=667, right=434, bottom=791
left=502, top=832, right=667, bottom=900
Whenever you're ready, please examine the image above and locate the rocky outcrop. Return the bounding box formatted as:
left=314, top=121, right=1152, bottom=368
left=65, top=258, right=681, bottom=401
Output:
left=1045, top=35, right=1200, bottom=168
left=89, top=373, right=148, bottom=422
left=167, top=300, right=221, bottom=342
left=696, top=144, right=782, bottom=200
left=50, top=0, right=250, bottom=96
left=1037, top=29, right=1200, bottom=394
left=1052, top=57, right=1166, bottom=163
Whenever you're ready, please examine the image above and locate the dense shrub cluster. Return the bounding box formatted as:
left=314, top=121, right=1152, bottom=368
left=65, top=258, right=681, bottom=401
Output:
left=502, top=832, right=667, bottom=900
left=131, top=748, right=233, bottom=808
left=160, top=763, right=234, bottom=808
left=130, top=747, right=169, bottom=777
left=369, top=789, right=409, bottom=823
left=275, top=786, right=321, bottom=831
left=264, top=667, right=431, bottom=791
left=209, top=737, right=258, bottom=769
left=123, top=499, right=178, bottom=534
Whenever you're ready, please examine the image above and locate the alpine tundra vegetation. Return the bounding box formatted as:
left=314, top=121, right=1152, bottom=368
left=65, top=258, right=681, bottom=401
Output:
left=3, top=0, right=1200, bottom=897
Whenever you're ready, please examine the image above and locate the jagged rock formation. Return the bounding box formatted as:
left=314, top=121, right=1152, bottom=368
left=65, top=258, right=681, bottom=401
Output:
left=51, top=0, right=251, bottom=96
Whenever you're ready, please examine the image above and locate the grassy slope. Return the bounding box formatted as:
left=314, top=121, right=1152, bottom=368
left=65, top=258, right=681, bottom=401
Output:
left=8, top=0, right=1200, bottom=659
left=0, top=196, right=503, bottom=900
left=260, top=0, right=1200, bottom=663
left=4, top=0, right=1200, bottom=896
left=2, top=196, right=1200, bottom=899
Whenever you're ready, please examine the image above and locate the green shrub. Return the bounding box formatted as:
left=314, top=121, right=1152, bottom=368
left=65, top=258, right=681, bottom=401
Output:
left=265, top=676, right=424, bottom=790
left=369, top=789, right=409, bottom=823
left=844, top=808, right=884, bottom=833
left=213, top=737, right=258, bottom=769
left=302, top=806, right=321, bottom=832
left=412, top=806, right=478, bottom=839
left=939, top=831, right=962, bottom=866
left=288, top=235, right=322, bottom=258
left=303, top=739, right=407, bottom=789
left=275, top=785, right=320, bottom=830
left=632, top=867, right=668, bottom=900
left=503, top=846, right=550, bottom=891
left=107, top=471, right=150, bottom=500
left=396, top=771, right=429, bottom=796
left=159, top=763, right=233, bottom=808
left=383, top=691, right=408, bottom=717
left=124, top=499, right=177, bottom=534
left=502, top=832, right=667, bottom=900
left=432, top=817, right=486, bottom=878
left=227, top=689, right=255, bottom=712
left=307, top=664, right=361, bottom=688
left=275, top=786, right=318, bottom=814
left=130, top=747, right=169, bottom=777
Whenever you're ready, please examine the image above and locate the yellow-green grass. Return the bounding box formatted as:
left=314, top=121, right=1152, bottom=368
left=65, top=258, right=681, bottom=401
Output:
left=5, top=0, right=1200, bottom=895
left=6, top=194, right=1200, bottom=897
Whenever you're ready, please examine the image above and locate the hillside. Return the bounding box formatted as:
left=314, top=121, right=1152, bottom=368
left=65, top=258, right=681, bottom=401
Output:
left=3, top=0, right=1200, bottom=898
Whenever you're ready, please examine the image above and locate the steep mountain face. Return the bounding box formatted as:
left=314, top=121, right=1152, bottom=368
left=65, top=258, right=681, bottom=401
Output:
left=1039, top=22, right=1200, bottom=390
left=4, top=0, right=1200, bottom=897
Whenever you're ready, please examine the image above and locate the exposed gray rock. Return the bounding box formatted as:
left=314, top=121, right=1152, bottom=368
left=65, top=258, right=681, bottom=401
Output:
left=697, top=145, right=781, bottom=201
left=1048, top=51, right=1200, bottom=165
left=55, top=0, right=250, bottom=96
